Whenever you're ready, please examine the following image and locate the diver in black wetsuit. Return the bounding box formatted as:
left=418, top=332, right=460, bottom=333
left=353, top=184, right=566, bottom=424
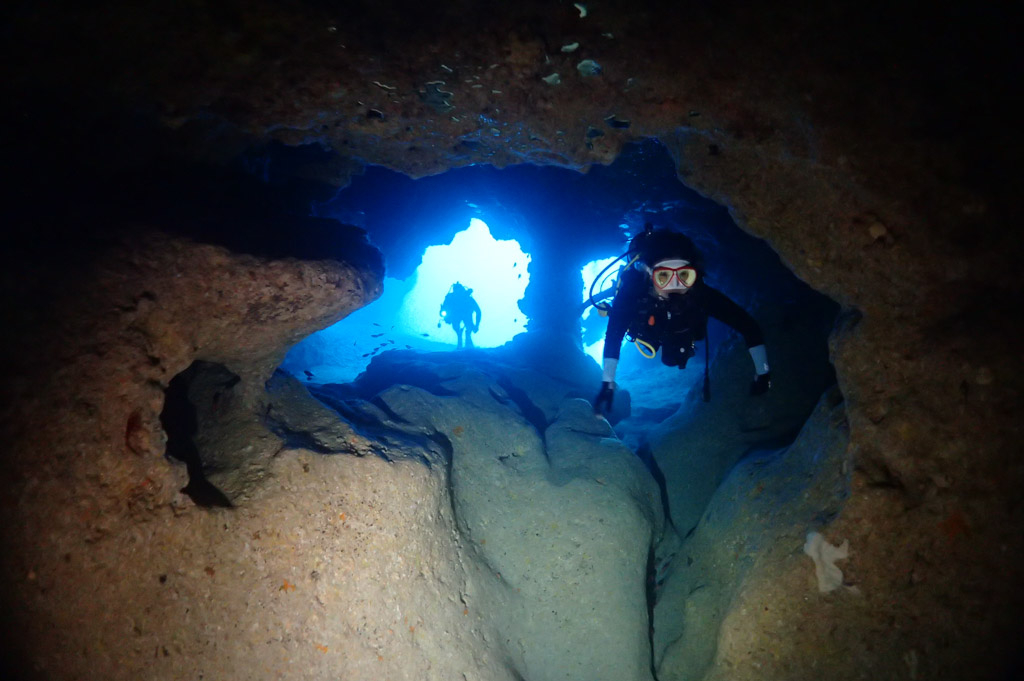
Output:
left=439, top=282, right=482, bottom=349
left=592, top=228, right=771, bottom=415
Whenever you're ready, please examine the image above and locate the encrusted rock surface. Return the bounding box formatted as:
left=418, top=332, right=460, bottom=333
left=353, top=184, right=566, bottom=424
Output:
left=0, top=225, right=383, bottom=675
left=654, top=387, right=850, bottom=680
left=645, top=295, right=837, bottom=537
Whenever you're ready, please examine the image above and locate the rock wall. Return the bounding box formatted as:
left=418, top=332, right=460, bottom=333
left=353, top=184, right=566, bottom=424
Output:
left=0, top=225, right=383, bottom=677
left=654, top=387, right=850, bottom=680
left=363, top=363, right=663, bottom=681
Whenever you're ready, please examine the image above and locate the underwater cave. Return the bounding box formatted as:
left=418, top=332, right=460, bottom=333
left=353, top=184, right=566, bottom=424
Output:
left=1, top=2, right=1022, bottom=681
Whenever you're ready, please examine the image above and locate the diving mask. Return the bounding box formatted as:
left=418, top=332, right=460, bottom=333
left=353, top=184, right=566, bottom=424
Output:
left=651, top=259, right=698, bottom=293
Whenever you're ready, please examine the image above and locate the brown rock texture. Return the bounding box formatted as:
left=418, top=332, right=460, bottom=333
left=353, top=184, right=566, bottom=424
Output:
left=1, top=1, right=1021, bottom=680
left=0, top=227, right=383, bottom=675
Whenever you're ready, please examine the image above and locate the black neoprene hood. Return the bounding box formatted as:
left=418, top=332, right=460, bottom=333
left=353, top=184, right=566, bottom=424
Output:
left=633, top=229, right=704, bottom=269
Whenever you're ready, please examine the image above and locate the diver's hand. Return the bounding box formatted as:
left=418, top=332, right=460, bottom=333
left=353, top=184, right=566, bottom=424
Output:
left=750, top=372, right=771, bottom=396
left=593, top=381, right=615, bottom=414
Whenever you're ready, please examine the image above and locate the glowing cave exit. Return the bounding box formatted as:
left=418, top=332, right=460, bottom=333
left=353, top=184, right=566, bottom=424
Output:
left=400, top=218, right=530, bottom=348
left=281, top=218, right=531, bottom=384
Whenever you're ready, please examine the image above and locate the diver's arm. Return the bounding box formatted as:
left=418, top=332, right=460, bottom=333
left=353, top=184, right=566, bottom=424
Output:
left=471, top=299, right=481, bottom=328
left=600, top=286, right=636, bottom=383
left=702, top=286, right=769, bottom=376
left=603, top=269, right=653, bottom=378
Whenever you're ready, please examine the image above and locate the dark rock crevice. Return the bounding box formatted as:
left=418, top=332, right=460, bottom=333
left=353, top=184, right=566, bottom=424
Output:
left=160, top=361, right=236, bottom=508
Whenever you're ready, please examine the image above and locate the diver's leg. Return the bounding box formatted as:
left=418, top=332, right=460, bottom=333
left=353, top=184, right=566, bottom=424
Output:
left=456, top=322, right=463, bottom=349
left=465, top=324, right=474, bottom=348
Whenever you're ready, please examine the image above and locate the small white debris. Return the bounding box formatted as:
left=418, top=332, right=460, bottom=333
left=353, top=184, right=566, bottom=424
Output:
left=561, top=42, right=580, bottom=53
left=602, top=32, right=614, bottom=38
left=803, top=531, right=849, bottom=593
left=327, top=25, right=337, bottom=33
left=372, top=80, right=396, bottom=91
left=441, top=64, right=453, bottom=73
left=868, top=221, right=888, bottom=241
left=574, top=3, right=588, bottom=18
left=542, top=73, right=562, bottom=85
left=577, top=59, right=602, bottom=76
left=491, top=89, right=502, bottom=94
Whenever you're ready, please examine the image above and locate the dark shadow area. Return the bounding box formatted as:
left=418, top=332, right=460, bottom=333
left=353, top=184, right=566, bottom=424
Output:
left=495, top=376, right=551, bottom=435
left=636, top=443, right=674, bottom=528
left=347, top=354, right=463, bottom=400
left=645, top=545, right=659, bottom=679
left=160, top=361, right=234, bottom=508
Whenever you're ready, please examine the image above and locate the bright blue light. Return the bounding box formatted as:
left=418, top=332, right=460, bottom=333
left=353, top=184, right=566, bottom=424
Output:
left=580, top=256, right=622, bottom=362
left=399, top=218, right=530, bottom=347
left=581, top=256, right=622, bottom=303
left=281, top=219, right=530, bottom=383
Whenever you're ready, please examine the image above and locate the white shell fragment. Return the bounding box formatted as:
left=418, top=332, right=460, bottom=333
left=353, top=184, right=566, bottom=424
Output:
left=804, top=531, right=850, bottom=593
left=542, top=73, right=562, bottom=85
left=574, top=3, right=588, bottom=18
left=561, top=42, right=580, bottom=53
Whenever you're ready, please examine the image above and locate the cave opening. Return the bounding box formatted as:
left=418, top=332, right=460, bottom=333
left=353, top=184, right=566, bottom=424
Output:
left=279, top=138, right=839, bottom=422
left=99, top=134, right=843, bottom=680
left=2, top=0, right=1019, bottom=675
left=282, top=216, right=532, bottom=383
left=266, top=140, right=845, bottom=677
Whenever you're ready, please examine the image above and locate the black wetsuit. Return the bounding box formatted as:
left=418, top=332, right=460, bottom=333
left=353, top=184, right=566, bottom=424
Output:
left=441, top=288, right=481, bottom=349
left=603, top=268, right=763, bottom=367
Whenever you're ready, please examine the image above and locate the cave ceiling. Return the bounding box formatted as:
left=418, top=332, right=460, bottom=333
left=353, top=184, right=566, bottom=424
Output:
left=6, top=1, right=1019, bottom=317
left=4, top=1, right=1014, bottom=194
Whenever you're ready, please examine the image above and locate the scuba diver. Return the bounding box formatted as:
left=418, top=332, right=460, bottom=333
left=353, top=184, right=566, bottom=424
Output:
left=439, top=282, right=482, bottom=349
left=590, top=225, right=771, bottom=415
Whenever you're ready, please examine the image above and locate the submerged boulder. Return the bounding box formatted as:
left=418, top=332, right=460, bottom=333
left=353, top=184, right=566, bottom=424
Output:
left=335, top=352, right=665, bottom=680
left=654, top=387, right=850, bottom=680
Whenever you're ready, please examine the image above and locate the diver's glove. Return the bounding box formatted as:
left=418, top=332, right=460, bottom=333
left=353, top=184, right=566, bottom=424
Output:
left=750, top=372, right=772, bottom=396
left=593, top=381, right=615, bottom=414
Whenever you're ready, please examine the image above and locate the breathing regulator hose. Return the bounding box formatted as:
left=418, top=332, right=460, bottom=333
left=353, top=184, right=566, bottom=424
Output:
left=586, top=249, right=637, bottom=315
